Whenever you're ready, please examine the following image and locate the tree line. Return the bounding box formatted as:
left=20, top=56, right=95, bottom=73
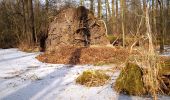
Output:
left=0, top=0, right=169, bottom=52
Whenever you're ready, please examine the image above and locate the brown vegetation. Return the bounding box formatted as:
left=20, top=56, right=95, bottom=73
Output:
left=76, top=70, right=110, bottom=87
left=159, top=59, right=170, bottom=95
left=114, top=60, right=170, bottom=96
left=36, top=46, right=129, bottom=65
left=18, top=42, right=39, bottom=52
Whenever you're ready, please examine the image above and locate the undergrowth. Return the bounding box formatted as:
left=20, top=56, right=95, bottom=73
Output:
left=114, top=63, right=146, bottom=96
left=76, top=70, right=110, bottom=87
left=18, top=42, right=39, bottom=52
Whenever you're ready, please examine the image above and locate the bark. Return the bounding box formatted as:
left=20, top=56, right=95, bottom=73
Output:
left=105, top=0, right=108, bottom=21
left=112, top=0, right=115, bottom=32
left=28, top=0, right=36, bottom=43
left=116, top=0, right=118, bottom=18
left=90, top=0, right=94, bottom=12
left=112, top=0, right=115, bottom=20
left=158, top=0, right=165, bottom=53
left=98, top=0, right=102, bottom=18
left=45, top=0, right=49, bottom=34
left=106, top=0, right=111, bottom=18
left=143, top=0, right=146, bottom=12
left=80, top=0, right=84, bottom=6
left=23, top=0, right=30, bottom=42
left=120, top=0, right=125, bottom=47
left=35, top=0, right=40, bottom=37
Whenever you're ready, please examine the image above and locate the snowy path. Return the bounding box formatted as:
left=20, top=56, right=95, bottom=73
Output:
left=0, top=48, right=170, bottom=100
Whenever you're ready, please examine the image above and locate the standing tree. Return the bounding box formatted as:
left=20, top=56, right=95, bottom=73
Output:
left=158, top=0, right=165, bottom=53
left=106, top=0, right=111, bottom=19
left=80, top=0, right=84, bottom=6
left=98, top=0, right=102, bottom=18
left=111, top=0, right=115, bottom=33
left=28, top=0, right=36, bottom=43
left=105, top=0, right=108, bottom=21
left=115, top=0, right=119, bottom=32
left=120, top=0, right=125, bottom=47
left=112, top=0, right=115, bottom=23
left=90, top=0, right=94, bottom=12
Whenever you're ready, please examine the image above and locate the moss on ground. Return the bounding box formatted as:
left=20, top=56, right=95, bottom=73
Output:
left=107, top=35, right=117, bottom=43
left=114, top=63, right=146, bottom=96
left=76, top=70, right=110, bottom=87
left=94, top=61, right=112, bottom=66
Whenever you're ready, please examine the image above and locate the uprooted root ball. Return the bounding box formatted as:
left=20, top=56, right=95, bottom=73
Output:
left=76, top=70, right=110, bottom=87
left=114, top=63, right=146, bottom=96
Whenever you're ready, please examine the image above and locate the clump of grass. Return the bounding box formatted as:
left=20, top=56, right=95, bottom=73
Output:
left=94, top=61, right=112, bottom=66
left=114, top=63, right=146, bottom=96
left=160, top=59, right=170, bottom=75
left=107, top=35, right=117, bottom=43
left=76, top=70, right=110, bottom=87
left=29, top=74, right=42, bottom=81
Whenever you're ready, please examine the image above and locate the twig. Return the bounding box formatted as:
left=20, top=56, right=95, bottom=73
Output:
left=111, top=36, right=119, bottom=45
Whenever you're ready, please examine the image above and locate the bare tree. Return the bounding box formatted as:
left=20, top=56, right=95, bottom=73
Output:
left=28, top=0, right=36, bottom=43
left=158, top=0, right=165, bottom=53
left=90, top=0, right=94, bottom=12
left=98, top=0, right=102, bottom=18
left=120, top=0, right=125, bottom=47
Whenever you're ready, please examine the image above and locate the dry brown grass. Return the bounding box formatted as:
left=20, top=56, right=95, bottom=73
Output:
left=114, top=5, right=170, bottom=98
left=36, top=46, right=133, bottom=65
left=159, top=58, right=170, bottom=96
left=18, top=42, right=39, bottom=52
left=76, top=70, right=110, bottom=87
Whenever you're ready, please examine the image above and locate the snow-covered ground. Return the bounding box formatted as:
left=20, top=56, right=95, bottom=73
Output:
left=160, top=45, right=170, bottom=56
left=0, top=48, right=170, bottom=100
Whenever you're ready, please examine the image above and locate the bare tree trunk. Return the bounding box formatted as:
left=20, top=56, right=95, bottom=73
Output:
left=35, top=0, right=40, bottom=41
left=152, top=0, right=157, bottom=33
left=164, top=0, right=169, bottom=46
left=120, top=0, right=125, bottom=47
left=116, top=0, right=118, bottom=32
left=153, top=0, right=157, bottom=34
left=143, top=0, right=146, bottom=12
left=116, top=0, right=118, bottom=18
left=28, top=0, right=36, bottom=43
left=45, top=0, right=49, bottom=34
left=105, top=0, right=108, bottom=21
left=22, top=0, right=27, bottom=38
left=98, top=0, right=102, bottom=18
left=23, top=0, right=30, bottom=43
left=112, top=0, right=115, bottom=32
left=80, top=0, right=84, bottom=6
left=112, top=0, right=115, bottom=20
left=90, top=0, right=94, bottom=12
left=106, top=0, right=111, bottom=18
left=158, top=0, right=165, bottom=53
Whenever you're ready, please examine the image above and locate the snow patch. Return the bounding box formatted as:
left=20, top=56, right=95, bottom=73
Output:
left=0, top=48, right=169, bottom=100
